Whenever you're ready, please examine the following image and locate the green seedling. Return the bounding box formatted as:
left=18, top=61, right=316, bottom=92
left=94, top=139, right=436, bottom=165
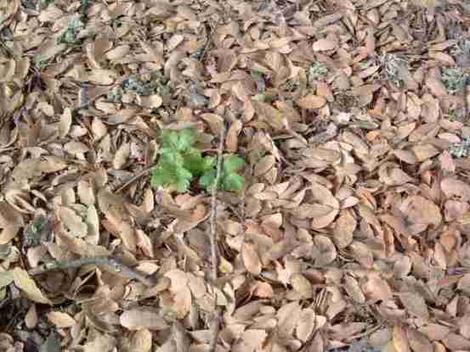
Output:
left=441, top=67, right=468, bottom=94
left=151, top=129, right=245, bottom=193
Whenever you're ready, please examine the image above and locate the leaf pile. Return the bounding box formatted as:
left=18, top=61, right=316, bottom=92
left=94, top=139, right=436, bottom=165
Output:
left=0, top=0, right=469, bottom=351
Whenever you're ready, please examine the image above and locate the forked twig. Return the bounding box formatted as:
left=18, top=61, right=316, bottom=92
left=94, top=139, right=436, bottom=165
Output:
left=29, top=256, right=156, bottom=288
left=208, top=125, right=226, bottom=352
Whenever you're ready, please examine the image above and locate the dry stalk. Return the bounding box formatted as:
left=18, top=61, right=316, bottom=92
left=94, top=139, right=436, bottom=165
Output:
left=208, top=124, right=226, bottom=352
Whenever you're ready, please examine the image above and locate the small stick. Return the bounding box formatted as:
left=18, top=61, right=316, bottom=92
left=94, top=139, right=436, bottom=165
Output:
left=29, top=257, right=156, bottom=288
left=114, top=166, right=154, bottom=193
left=208, top=125, right=226, bottom=352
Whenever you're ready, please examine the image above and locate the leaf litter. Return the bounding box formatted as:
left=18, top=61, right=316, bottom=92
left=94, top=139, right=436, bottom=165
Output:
left=0, top=0, right=469, bottom=351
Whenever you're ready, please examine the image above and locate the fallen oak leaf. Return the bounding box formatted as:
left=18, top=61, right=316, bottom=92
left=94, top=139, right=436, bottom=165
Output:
left=12, top=268, right=51, bottom=304
left=296, top=95, right=327, bottom=109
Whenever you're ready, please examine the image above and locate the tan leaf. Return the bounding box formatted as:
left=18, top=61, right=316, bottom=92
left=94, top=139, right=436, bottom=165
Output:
left=313, top=235, right=337, bottom=266
left=164, top=269, right=192, bottom=319
left=25, top=304, right=37, bottom=329
left=313, top=38, right=337, bottom=51
left=225, top=119, right=242, bottom=152
left=47, top=311, right=76, bottom=328
left=85, top=205, right=99, bottom=244
left=58, top=108, right=72, bottom=138
left=105, top=45, right=130, bottom=61
left=349, top=241, right=373, bottom=268
left=252, top=281, right=273, bottom=298
left=407, top=329, right=433, bottom=352
left=399, top=292, right=429, bottom=319
left=418, top=324, right=450, bottom=341
left=393, top=325, right=410, bottom=352
left=120, top=308, right=168, bottom=330
left=77, top=180, right=95, bottom=205
left=412, top=144, right=439, bottom=161
left=344, top=275, right=365, bottom=303
left=297, top=95, right=327, bottom=109
left=241, top=242, right=262, bottom=275
left=362, top=273, right=393, bottom=302
left=88, top=69, right=116, bottom=85
left=91, top=117, right=107, bottom=140
left=58, top=206, right=87, bottom=237
left=232, top=329, right=267, bottom=352
left=129, top=329, right=152, bottom=352
left=400, top=195, right=441, bottom=226
left=138, top=94, right=162, bottom=109
left=290, top=273, right=313, bottom=299
left=333, top=210, right=356, bottom=248
left=296, top=308, right=316, bottom=342
left=254, top=155, right=275, bottom=177
left=12, top=268, right=51, bottom=304
left=113, top=143, right=130, bottom=170
left=441, top=178, right=470, bottom=201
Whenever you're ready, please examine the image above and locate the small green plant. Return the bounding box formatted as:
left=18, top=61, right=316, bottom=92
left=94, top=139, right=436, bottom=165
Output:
left=308, top=61, right=329, bottom=81
left=58, top=0, right=91, bottom=45
left=449, top=137, right=470, bottom=159
left=382, top=53, right=408, bottom=87
left=58, top=17, right=85, bottom=44
left=151, top=129, right=245, bottom=193
left=441, top=67, right=468, bottom=94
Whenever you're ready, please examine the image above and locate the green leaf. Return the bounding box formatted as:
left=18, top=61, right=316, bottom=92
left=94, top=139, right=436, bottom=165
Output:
left=200, top=170, right=216, bottom=191
left=223, top=154, right=245, bottom=173
left=161, top=129, right=196, bottom=152
left=151, top=163, right=193, bottom=192
left=183, top=148, right=206, bottom=176
left=221, top=173, right=244, bottom=192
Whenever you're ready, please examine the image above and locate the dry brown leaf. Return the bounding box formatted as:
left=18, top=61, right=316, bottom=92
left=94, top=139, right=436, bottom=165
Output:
left=333, top=210, right=356, bottom=248
left=129, top=329, right=152, bottom=352
left=290, top=273, right=313, bottom=299
left=393, top=325, right=410, bottom=352
left=241, top=242, right=262, bottom=275
left=58, top=206, right=87, bottom=237
left=400, top=196, right=442, bottom=227
left=47, top=311, right=76, bottom=328
left=164, top=269, right=192, bottom=319
left=362, top=273, right=393, bottom=302
left=399, top=292, right=429, bottom=319
left=113, top=142, right=130, bottom=170
left=296, top=95, right=327, bottom=109
left=24, top=304, right=37, bottom=329
left=12, top=268, right=51, bottom=304
left=120, top=308, right=168, bottom=330
left=313, top=38, right=337, bottom=51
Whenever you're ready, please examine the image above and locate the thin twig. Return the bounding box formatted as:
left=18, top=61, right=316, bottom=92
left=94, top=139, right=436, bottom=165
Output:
left=208, top=125, right=226, bottom=352
left=114, top=165, right=154, bottom=193
left=29, top=256, right=156, bottom=288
